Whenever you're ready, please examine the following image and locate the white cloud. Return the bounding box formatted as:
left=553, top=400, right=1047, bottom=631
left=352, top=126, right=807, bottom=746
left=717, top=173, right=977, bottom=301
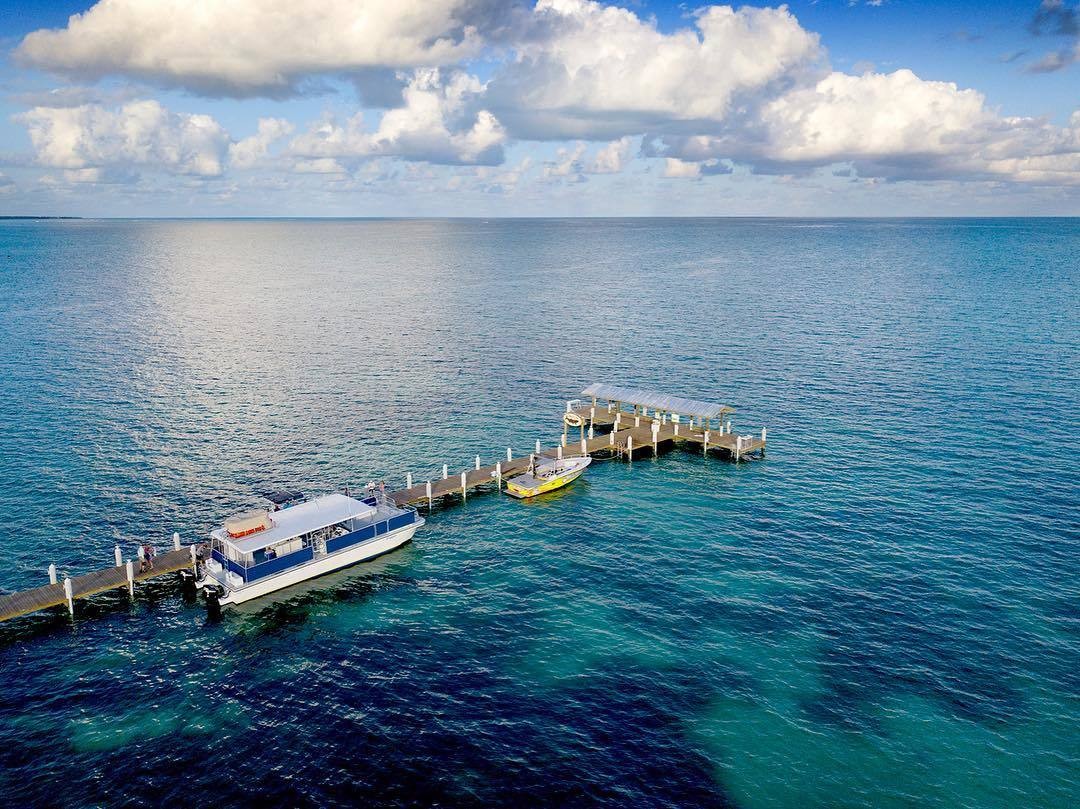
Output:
left=289, top=69, right=505, bottom=165
left=662, top=158, right=702, bottom=179
left=16, top=0, right=510, bottom=97
left=0, top=172, right=15, bottom=194
left=229, top=118, right=294, bottom=169
left=17, top=100, right=231, bottom=176
left=488, top=0, right=824, bottom=139
left=587, top=137, right=633, bottom=174
left=292, top=158, right=348, bottom=174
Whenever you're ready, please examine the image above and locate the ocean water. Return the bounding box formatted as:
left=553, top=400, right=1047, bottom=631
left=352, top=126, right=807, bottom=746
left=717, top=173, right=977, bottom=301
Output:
left=0, top=218, right=1077, bottom=807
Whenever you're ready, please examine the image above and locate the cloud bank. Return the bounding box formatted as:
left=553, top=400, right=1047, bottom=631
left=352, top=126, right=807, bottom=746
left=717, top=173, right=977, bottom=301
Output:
left=10, top=0, right=1080, bottom=193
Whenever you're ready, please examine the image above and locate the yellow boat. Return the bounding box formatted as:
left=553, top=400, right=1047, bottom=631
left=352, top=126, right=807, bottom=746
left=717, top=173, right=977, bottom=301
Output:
left=504, top=455, right=592, bottom=499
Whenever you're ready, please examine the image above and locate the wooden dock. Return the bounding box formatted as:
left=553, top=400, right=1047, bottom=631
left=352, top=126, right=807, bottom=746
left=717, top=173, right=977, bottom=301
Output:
left=0, top=546, right=196, bottom=624
left=0, top=385, right=765, bottom=626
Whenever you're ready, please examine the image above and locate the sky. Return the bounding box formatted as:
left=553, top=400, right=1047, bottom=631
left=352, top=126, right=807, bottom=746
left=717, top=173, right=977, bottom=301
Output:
left=0, top=0, right=1078, bottom=217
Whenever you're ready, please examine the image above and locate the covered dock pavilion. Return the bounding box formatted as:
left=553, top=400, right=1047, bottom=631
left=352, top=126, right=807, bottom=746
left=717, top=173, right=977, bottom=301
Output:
left=568, top=383, right=735, bottom=435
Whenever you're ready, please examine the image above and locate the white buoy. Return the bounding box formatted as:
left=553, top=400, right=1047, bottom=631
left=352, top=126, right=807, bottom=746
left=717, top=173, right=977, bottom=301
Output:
left=475, top=455, right=481, bottom=471
left=63, top=576, right=74, bottom=615
left=407, top=472, right=413, bottom=490
left=173, top=532, right=181, bottom=551
left=442, top=464, right=449, bottom=480
left=426, top=480, right=433, bottom=509
left=114, top=545, right=122, bottom=567
left=126, top=559, right=134, bottom=596
left=48, top=563, right=57, bottom=585
left=461, top=471, right=468, bottom=501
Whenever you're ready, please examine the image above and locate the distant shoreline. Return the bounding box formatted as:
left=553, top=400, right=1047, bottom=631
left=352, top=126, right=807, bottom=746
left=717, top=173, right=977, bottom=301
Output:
left=0, top=215, right=82, bottom=220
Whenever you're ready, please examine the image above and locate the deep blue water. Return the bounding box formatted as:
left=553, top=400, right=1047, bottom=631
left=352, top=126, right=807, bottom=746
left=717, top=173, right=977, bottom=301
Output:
left=0, top=218, right=1077, bottom=808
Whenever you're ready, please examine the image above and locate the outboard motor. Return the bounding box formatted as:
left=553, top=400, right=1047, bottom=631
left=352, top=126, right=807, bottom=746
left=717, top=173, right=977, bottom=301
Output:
left=205, top=585, right=224, bottom=621
left=178, top=569, right=197, bottom=601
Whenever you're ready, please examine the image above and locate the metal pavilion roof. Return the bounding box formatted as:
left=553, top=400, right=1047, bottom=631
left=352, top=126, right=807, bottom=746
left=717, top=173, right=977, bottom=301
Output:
left=580, top=383, right=733, bottom=419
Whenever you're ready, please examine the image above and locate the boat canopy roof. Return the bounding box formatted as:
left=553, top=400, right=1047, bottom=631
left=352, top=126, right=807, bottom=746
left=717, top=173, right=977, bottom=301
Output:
left=212, top=493, right=376, bottom=552
left=580, top=383, right=733, bottom=418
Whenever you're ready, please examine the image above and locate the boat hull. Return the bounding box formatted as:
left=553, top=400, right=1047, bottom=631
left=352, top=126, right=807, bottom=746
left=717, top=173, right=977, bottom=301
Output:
left=212, top=520, right=422, bottom=606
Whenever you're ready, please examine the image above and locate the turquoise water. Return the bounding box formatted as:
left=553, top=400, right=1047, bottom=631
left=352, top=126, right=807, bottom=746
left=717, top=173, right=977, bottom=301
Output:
left=0, top=218, right=1077, bottom=807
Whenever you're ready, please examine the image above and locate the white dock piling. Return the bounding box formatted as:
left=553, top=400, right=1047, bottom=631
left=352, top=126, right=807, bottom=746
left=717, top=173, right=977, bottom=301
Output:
left=704, top=430, right=710, bottom=454
left=48, top=563, right=57, bottom=585
left=627, top=434, right=633, bottom=461
left=407, top=472, right=413, bottom=490
left=581, top=437, right=588, bottom=455
left=566, top=401, right=573, bottom=413
left=736, top=436, right=742, bottom=462
left=609, top=432, right=615, bottom=447
left=475, top=455, right=481, bottom=471
left=461, top=471, right=468, bottom=502
left=674, top=423, right=680, bottom=437
left=588, top=426, right=594, bottom=440
left=190, top=543, right=198, bottom=573
left=507, top=447, right=513, bottom=462
left=126, top=559, right=134, bottom=595
left=652, top=422, right=659, bottom=454
left=63, top=577, right=73, bottom=615
left=535, top=439, right=541, bottom=455
left=442, top=464, right=449, bottom=480
left=495, top=462, right=502, bottom=490
left=426, top=480, right=433, bottom=509
left=561, top=433, right=567, bottom=447
left=557, top=445, right=563, bottom=460
left=761, top=427, right=767, bottom=442
left=634, top=416, right=641, bottom=428
left=173, top=532, right=181, bottom=551
left=114, top=545, right=122, bottom=567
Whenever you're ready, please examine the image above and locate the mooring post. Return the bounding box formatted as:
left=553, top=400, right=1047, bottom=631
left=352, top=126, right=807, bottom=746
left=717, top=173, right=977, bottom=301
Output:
left=557, top=445, right=563, bottom=460
left=736, top=436, right=742, bottom=462
left=48, top=563, right=57, bottom=585
left=581, top=437, right=587, bottom=455
left=173, top=532, right=181, bottom=551
left=475, top=455, right=481, bottom=471
left=190, top=543, right=198, bottom=574
left=674, top=423, right=680, bottom=437
left=561, top=433, right=567, bottom=448
left=495, top=461, right=502, bottom=491
left=442, top=464, right=448, bottom=480
left=704, top=430, right=710, bottom=454
left=588, top=425, right=594, bottom=440
left=727, top=420, right=732, bottom=434
left=114, top=545, right=122, bottom=567
left=507, top=447, right=512, bottom=463
left=634, top=415, right=640, bottom=428
left=609, top=432, right=615, bottom=447
left=126, top=559, right=134, bottom=595
left=627, top=434, right=633, bottom=461
left=566, top=400, right=572, bottom=413
left=406, top=472, right=413, bottom=490
left=461, top=471, right=468, bottom=502
left=426, top=480, right=433, bottom=509
left=652, top=422, right=659, bottom=455
left=761, top=426, right=767, bottom=457
left=63, top=576, right=74, bottom=615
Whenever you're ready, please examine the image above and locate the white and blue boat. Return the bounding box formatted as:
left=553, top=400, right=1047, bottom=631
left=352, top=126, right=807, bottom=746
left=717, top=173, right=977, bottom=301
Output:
left=198, top=490, right=423, bottom=607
